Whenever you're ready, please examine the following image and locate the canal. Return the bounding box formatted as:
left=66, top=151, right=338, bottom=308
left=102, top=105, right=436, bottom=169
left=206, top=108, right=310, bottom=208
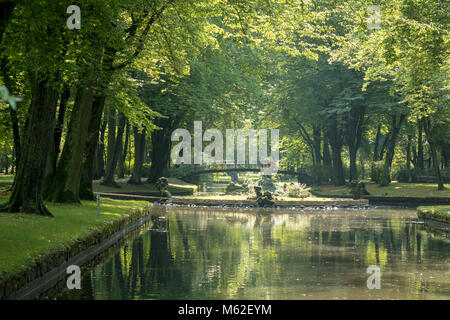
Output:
left=56, top=206, right=450, bottom=300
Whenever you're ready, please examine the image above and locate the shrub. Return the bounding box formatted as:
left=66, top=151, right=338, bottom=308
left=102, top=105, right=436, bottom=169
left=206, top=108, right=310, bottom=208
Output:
left=142, top=163, right=151, bottom=178
left=258, top=176, right=276, bottom=192
left=393, top=167, right=450, bottom=183
left=394, top=167, right=415, bottom=182
left=370, top=161, right=384, bottom=184
left=371, top=161, right=390, bottom=185
left=284, top=183, right=312, bottom=199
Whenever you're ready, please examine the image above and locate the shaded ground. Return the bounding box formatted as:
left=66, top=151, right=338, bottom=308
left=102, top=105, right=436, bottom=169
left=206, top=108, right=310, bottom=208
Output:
left=93, top=177, right=197, bottom=195
left=0, top=175, right=197, bottom=196
left=0, top=195, right=149, bottom=281
left=312, top=182, right=450, bottom=198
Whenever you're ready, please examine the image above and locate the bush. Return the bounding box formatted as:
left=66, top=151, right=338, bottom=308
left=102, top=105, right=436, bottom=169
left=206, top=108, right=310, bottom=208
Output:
left=284, top=183, right=312, bottom=199
left=258, top=176, right=276, bottom=192
left=307, top=165, right=332, bottom=184
left=142, top=163, right=151, bottom=178
left=394, top=167, right=415, bottom=182
left=371, top=161, right=390, bottom=185
left=393, top=167, right=450, bottom=183
left=370, top=161, right=383, bottom=184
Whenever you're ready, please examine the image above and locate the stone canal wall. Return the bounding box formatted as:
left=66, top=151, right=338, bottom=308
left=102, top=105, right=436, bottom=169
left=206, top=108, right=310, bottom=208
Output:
left=1, top=206, right=152, bottom=300
left=96, top=192, right=369, bottom=208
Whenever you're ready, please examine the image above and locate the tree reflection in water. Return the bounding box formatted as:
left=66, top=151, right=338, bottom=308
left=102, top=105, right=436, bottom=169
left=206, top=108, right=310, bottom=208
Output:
left=57, top=207, right=450, bottom=300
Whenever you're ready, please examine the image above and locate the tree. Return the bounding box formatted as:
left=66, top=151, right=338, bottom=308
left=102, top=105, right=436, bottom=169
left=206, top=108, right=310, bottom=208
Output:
left=0, top=0, right=72, bottom=215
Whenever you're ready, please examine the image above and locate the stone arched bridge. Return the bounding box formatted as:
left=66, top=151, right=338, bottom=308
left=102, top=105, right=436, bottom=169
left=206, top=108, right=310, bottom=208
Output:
left=181, top=167, right=310, bottom=184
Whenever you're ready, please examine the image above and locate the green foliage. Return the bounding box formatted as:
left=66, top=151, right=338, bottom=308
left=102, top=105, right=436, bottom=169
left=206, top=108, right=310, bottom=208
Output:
left=258, top=176, right=276, bottom=192
left=371, top=161, right=390, bottom=186
left=394, top=167, right=450, bottom=183
left=284, top=183, right=312, bottom=199
left=0, top=86, right=22, bottom=110
left=417, top=206, right=450, bottom=224
left=394, top=167, right=415, bottom=183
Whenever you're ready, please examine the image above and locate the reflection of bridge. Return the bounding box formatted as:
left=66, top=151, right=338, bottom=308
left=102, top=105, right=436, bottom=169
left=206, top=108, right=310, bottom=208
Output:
left=182, top=167, right=310, bottom=184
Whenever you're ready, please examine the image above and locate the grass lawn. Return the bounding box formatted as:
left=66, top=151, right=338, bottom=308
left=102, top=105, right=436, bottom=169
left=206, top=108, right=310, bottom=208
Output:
left=0, top=175, right=14, bottom=182
left=0, top=174, right=14, bottom=191
left=313, top=182, right=450, bottom=198
left=93, top=177, right=197, bottom=195
left=0, top=175, right=198, bottom=196
left=417, top=205, right=450, bottom=224
left=0, top=195, right=149, bottom=281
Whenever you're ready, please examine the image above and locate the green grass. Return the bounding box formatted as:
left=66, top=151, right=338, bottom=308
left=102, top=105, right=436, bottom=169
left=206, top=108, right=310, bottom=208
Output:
left=417, top=205, right=450, bottom=224
left=0, top=174, right=13, bottom=192
left=0, top=196, right=149, bottom=280
left=0, top=175, right=14, bottom=182
left=0, top=175, right=198, bottom=195
left=93, top=177, right=197, bottom=195
left=313, top=182, right=450, bottom=198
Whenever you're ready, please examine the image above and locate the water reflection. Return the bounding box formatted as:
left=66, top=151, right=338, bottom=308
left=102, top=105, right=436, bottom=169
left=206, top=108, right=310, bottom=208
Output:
left=57, top=207, right=450, bottom=300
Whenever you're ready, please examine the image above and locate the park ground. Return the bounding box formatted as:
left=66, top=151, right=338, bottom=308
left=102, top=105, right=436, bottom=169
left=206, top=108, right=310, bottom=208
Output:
left=311, top=182, right=450, bottom=198
left=417, top=206, right=450, bottom=224
left=0, top=194, right=149, bottom=287
left=0, top=173, right=449, bottom=295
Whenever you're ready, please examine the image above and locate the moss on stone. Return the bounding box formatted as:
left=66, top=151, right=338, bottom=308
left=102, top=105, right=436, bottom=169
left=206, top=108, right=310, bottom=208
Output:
left=417, top=206, right=450, bottom=224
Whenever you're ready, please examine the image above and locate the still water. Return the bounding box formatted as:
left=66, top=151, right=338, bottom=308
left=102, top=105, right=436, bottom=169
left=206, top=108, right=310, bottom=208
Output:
left=57, top=206, right=450, bottom=300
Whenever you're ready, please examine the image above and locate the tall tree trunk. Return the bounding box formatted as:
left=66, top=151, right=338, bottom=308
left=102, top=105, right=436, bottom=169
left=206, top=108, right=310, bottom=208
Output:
left=10, top=147, right=15, bottom=175
left=102, top=111, right=126, bottom=186
left=0, top=2, right=15, bottom=43
left=49, top=44, right=102, bottom=203
left=52, top=88, right=70, bottom=169
left=379, top=134, right=390, bottom=161
left=118, top=121, right=130, bottom=179
left=349, top=147, right=358, bottom=182
left=94, top=115, right=107, bottom=179
left=322, top=132, right=332, bottom=183
left=373, top=124, right=382, bottom=162
left=417, top=119, right=424, bottom=170
left=312, top=125, right=322, bottom=184
left=78, top=45, right=119, bottom=198
left=346, top=106, right=365, bottom=182
left=328, top=116, right=345, bottom=186
left=128, top=127, right=146, bottom=184
left=381, top=114, right=405, bottom=185
left=44, top=87, right=71, bottom=185
left=360, top=153, right=365, bottom=179
left=1, top=80, right=59, bottom=215
left=406, top=135, right=412, bottom=182
left=323, top=135, right=331, bottom=166
left=148, top=121, right=173, bottom=183
left=8, top=101, right=21, bottom=168
left=442, top=145, right=449, bottom=169
left=1, top=56, right=21, bottom=170
left=423, top=117, right=444, bottom=190
left=79, top=94, right=106, bottom=200
left=103, top=107, right=116, bottom=181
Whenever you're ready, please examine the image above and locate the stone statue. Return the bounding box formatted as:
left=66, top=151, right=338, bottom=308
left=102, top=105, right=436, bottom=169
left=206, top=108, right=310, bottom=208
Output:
left=225, top=182, right=249, bottom=194
left=254, top=186, right=275, bottom=207
left=258, top=176, right=276, bottom=192
left=156, top=177, right=172, bottom=198
left=349, top=180, right=370, bottom=199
